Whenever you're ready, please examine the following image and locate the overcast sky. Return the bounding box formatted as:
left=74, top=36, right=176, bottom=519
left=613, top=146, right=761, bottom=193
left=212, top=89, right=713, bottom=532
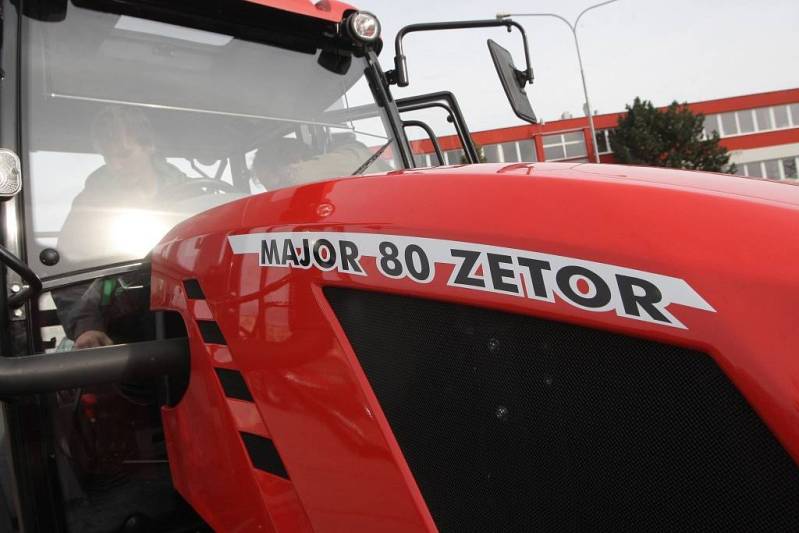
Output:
left=354, top=0, right=799, bottom=134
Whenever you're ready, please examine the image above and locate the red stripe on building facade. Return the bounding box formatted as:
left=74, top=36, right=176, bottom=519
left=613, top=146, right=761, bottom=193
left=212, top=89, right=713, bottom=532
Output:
left=412, top=88, right=799, bottom=167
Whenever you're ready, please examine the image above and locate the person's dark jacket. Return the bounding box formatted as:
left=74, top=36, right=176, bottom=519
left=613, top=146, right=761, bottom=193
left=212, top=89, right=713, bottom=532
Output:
left=54, top=159, right=187, bottom=341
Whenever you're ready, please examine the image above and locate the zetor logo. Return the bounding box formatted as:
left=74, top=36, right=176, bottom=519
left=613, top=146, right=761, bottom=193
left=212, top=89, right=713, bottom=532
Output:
left=227, top=232, right=715, bottom=329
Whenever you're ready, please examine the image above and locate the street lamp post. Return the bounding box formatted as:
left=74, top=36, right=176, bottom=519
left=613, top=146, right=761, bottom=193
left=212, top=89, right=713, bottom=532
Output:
left=498, top=0, right=618, bottom=163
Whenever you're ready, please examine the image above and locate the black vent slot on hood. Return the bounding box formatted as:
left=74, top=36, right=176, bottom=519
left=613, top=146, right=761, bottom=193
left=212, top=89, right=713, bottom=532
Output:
left=325, top=287, right=799, bottom=532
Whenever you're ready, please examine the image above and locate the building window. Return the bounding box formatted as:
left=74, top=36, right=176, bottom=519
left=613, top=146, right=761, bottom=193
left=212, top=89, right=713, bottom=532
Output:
left=709, top=104, right=799, bottom=139
left=755, top=107, right=772, bottom=131
left=739, top=156, right=799, bottom=180
left=763, top=159, right=780, bottom=179
left=543, top=132, right=587, bottom=161
left=445, top=149, right=464, bottom=165
left=414, top=151, right=441, bottom=167
left=482, top=142, right=536, bottom=163
left=737, top=110, right=755, bottom=134
left=595, top=130, right=612, bottom=154
left=783, top=158, right=798, bottom=179
left=484, top=144, right=501, bottom=163
left=543, top=143, right=565, bottom=160
left=518, top=140, right=537, bottom=162
left=744, top=162, right=763, bottom=177
left=720, top=112, right=738, bottom=136
left=564, top=132, right=587, bottom=158
left=704, top=114, right=719, bottom=138
left=501, top=142, right=519, bottom=162
left=774, top=105, right=790, bottom=129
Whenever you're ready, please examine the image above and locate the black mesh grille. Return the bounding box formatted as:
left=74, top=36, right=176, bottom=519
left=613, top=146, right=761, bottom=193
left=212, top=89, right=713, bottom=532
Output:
left=325, top=287, right=799, bottom=532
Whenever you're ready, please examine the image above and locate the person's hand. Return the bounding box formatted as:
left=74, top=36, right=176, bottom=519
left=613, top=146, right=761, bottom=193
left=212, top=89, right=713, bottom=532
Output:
left=75, top=330, right=113, bottom=349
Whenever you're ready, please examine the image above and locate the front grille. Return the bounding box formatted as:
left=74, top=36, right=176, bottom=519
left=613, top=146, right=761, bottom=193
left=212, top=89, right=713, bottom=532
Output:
left=325, top=287, right=799, bottom=532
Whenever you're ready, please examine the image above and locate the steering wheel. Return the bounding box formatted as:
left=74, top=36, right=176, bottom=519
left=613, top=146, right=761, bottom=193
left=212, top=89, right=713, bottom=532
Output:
left=161, top=177, right=239, bottom=198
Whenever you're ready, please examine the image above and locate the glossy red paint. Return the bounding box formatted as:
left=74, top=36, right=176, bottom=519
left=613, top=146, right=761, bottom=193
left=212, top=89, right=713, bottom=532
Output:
left=152, top=162, right=799, bottom=531
left=245, top=0, right=356, bottom=22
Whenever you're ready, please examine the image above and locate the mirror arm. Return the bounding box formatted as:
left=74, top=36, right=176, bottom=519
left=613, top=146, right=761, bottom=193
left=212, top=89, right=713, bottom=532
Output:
left=0, top=244, right=42, bottom=308
left=502, top=19, right=535, bottom=86
left=386, top=18, right=534, bottom=88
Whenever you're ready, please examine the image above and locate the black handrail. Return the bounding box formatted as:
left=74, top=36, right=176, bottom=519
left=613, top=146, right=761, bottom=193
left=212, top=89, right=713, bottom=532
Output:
left=403, top=120, right=445, bottom=166
left=0, top=337, right=188, bottom=396
left=397, top=92, right=479, bottom=163
left=0, top=244, right=42, bottom=308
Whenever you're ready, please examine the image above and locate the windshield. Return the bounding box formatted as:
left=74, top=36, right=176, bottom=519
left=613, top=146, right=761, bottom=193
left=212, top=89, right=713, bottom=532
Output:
left=21, top=4, right=399, bottom=280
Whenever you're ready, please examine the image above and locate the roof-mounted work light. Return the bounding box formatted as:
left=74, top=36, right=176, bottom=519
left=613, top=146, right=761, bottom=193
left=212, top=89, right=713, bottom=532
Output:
left=0, top=149, right=22, bottom=201
left=345, top=11, right=381, bottom=43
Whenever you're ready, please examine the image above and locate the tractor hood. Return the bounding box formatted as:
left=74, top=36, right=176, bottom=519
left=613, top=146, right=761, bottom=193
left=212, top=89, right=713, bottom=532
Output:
left=159, top=161, right=799, bottom=244
left=516, top=161, right=799, bottom=205
left=150, top=162, right=799, bottom=531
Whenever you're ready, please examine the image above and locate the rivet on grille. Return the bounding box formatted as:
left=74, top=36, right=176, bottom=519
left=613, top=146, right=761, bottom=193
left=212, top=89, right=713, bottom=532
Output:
left=487, top=337, right=500, bottom=352
left=495, top=405, right=509, bottom=421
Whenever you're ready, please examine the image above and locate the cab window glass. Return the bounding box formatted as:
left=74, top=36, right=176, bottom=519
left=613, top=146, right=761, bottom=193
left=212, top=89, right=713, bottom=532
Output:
left=19, top=6, right=398, bottom=530
left=22, top=5, right=397, bottom=280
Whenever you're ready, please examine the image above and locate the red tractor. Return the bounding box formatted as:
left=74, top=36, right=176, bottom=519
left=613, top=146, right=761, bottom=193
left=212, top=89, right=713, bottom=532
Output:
left=0, top=1, right=798, bottom=532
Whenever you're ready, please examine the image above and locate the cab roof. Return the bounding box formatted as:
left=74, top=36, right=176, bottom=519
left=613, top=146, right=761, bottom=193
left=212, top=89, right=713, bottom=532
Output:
left=246, top=0, right=357, bottom=22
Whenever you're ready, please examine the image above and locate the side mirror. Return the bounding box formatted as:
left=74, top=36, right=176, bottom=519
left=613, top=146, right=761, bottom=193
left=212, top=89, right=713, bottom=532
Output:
left=488, top=39, right=537, bottom=124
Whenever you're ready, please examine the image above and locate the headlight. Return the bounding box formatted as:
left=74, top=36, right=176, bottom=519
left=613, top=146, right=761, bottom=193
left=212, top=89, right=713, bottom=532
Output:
left=346, top=11, right=381, bottom=43
left=0, top=149, right=21, bottom=200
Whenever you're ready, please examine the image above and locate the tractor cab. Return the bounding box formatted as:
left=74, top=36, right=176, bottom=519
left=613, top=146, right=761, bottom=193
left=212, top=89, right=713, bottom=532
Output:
left=0, top=1, right=538, bottom=531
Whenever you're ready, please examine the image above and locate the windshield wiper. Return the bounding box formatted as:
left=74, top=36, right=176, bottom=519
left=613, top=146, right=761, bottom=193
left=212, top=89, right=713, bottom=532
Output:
left=351, top=138, right=393, bottom=176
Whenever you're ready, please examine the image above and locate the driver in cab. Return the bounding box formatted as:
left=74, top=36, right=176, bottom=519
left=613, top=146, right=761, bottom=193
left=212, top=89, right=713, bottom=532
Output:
left=58, top=106, right=188, bottom=261
left=55, top=106, right=188, bottom=349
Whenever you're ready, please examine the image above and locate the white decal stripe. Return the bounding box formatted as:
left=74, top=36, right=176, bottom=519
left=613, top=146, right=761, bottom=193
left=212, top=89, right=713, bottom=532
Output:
left=227, top=232, right=715, bottom=330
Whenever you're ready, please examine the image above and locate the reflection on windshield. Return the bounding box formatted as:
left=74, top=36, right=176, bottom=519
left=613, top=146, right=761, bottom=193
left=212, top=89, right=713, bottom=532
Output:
left=20, top=6, right=399, bottom=530
left=250, top=132, right=393, bottom=190
left=23, top=4, right=398, bottom=279
left=55, top=105, right=190, bottom=267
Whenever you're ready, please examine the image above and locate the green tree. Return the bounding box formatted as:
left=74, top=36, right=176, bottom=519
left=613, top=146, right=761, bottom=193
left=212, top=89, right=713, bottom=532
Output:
left=609, top=97, right=735, bottom=173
